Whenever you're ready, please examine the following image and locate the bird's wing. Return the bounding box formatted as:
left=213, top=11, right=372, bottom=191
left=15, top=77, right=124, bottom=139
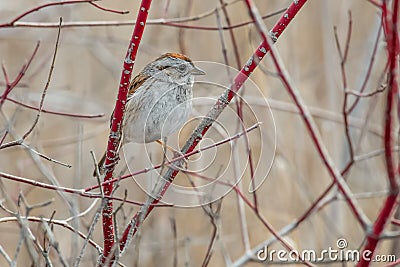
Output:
left=107, top=72, right=150, bottom=127
left=128, top=72, right=150, bottom=96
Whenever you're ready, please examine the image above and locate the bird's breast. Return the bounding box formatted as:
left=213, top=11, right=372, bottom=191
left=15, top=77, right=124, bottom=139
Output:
left=122, top=80, right=193, bottom=144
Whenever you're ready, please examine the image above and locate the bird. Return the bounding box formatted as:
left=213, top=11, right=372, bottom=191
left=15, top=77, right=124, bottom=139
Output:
left=95, top=53, right=205, bottom=175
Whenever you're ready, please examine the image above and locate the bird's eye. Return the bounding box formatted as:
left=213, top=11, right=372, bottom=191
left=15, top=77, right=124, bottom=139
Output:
left=177, top=64, right=186, bottom=72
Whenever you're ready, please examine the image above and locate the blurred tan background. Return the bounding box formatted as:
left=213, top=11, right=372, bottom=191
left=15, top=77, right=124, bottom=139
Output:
left=0, top=0, right=397, bottom=266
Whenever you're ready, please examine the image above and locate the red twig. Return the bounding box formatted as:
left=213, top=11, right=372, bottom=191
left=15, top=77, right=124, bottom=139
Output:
left=0, top=171, right=169, bottom=207
left=335, top=12, right=356, bottom=173
left=85, top=123, right=260, bottom=192
left=184, top=171, right=255, bottom=209
left=5, top=97, right=104, bottom=119
left=99, top=0, right=152, bottom=264
left=0, top=42, right=40, bottom=107
left=0, top=0, right=96, bottom=27
left=162, top=0, right=172, bottom=18
left=357, top=0, right=400, bottom=265
left=89, top=2, right=129, bottom=15
left=383, top=259, right=400, bottom=267
left=116, top=0, right=309, bottom=258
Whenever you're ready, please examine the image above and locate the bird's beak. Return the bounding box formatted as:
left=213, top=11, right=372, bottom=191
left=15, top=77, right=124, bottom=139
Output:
left=191, top=66, right=206, bottom=75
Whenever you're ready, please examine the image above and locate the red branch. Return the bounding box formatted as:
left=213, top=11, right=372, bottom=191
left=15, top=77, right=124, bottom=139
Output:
left=116, top=0, right=309, bottom=256
left=357, top=1, right=400, bottom=266
left=100, top=0, right=152, bottom=265
left=0, top=0, right=95, bottom=27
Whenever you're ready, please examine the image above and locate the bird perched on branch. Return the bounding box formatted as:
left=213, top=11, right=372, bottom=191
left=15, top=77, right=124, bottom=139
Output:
left=95, top=53, right=205, bottom=175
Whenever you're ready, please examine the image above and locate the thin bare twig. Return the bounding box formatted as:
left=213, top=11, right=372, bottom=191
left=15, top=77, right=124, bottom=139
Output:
left=0, top=42, right=40, bottom=106
left=6, top=97, right=105, bottom=118
left=0, top=19, right=71, bottom=169
left=0, top=171, right=170, bottom=207
left=86, top=123, right=261, bottom=191
left=357, top=1, right=400, bottom=265
left=246, top=0, right=370, bottom=230
left=345, top=84, right=386, bottom=97
left=0, top=0, right=129, bottom=28
left=100, top=1, right=153, bottom=264
left=23, top=18, right=63, bottom=140
left=7, top=8, right=286, bottom=30
left=201, top=200, right=222, bottom=267
left=91, top=150, right=104, bottom=197
left=347, top=23, right=383, bottom=113
left=89, top=2, right=129, bottom=15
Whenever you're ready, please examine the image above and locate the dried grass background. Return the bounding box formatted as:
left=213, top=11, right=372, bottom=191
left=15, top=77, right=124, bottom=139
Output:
left=0, top=0, right=398, bottom=266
